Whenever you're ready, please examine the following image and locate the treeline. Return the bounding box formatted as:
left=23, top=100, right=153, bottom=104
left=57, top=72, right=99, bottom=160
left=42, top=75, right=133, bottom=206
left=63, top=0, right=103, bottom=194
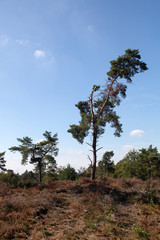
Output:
left=96, top=145, right=160, bottom=180
left=0, top=145, right=160, bottom=188
left=0, top=164, right=78, bottom=188
left=114, top=145, right=160, bottom=180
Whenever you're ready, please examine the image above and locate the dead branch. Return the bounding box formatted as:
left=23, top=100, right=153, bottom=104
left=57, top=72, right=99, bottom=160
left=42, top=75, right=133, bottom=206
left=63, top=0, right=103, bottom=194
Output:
left=96, top=147, right=103, bottom=152
left=88, top=155, right=92, bottom=167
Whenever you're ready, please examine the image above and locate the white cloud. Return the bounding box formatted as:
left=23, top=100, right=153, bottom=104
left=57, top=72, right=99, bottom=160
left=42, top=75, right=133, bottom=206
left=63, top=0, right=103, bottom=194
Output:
left=34, top=50, right=45, bottom=58
left=16, top=39, right=29, bottom=46
left=130, top=129, right=145, bottom=137
left=0, top=35, right=9, bottom=46
left=87, top=25, right=94, bottom=32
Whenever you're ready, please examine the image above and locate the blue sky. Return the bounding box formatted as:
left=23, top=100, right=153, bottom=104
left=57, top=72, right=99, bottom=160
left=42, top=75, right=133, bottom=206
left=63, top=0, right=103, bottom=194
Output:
left=0, top=0, right=160, bottom=173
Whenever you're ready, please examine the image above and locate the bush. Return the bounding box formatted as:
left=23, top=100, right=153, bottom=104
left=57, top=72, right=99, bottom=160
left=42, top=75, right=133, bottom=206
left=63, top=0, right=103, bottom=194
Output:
left=0, top=170, right=20, bottom=187
left=58, top=164, right=77, bottom=181
left=18, top=171, right=38, bottom=188
left=0, top=170, right=38, bottom=188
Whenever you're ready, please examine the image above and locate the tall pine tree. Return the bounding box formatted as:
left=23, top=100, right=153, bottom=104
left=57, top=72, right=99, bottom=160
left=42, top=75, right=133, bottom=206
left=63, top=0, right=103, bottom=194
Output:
left=68, top=49, right=148, bottom=180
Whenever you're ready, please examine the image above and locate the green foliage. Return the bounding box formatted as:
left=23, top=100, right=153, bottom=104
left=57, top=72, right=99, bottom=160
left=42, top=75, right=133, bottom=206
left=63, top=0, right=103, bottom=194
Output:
left=67, top=123, right=90, bottom=144
left=97, top=151, right=115, bottom=178
left=0, top=170, right=38, bottom=188
left=0, top=170, right=20, bottom=187
left=43, top=165, right=58, bottom=182
left=77, top=167, right=89, bottom=178
left=9, top=131, right=59, bottom=183
left=106, top=205, right=115, bottom=217
left=133, top=224, right=149, bottom=239
left=18, top=170, right=38, bottom=188
left=115, top=146, right=160, bottom=180
left=107, top=49, right=148, bottom=83
left=136, top=145, right=160, bottom=180
left=114, top=149, right=139, bottom=178
left=58, top=164, right=77, bottom=181
left=43, top=230, right=52, bottom=236
left=77, top=166, right=91, bottom=178
left=0, top=151, right=6, bottom=171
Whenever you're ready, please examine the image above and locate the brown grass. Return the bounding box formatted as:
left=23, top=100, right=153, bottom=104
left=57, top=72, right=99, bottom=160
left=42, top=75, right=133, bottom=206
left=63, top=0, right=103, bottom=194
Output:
left=1, top=178, right=160, bottom=239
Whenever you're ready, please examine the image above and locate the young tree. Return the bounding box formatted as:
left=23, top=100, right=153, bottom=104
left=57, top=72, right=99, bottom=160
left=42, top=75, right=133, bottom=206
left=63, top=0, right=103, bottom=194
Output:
left=98, top=151, right=115, bottom=178
left=136, top=145, right=160, bottom=180
left=68, top=49, right=148, bottom=180
left=58, top=164, right=77, bottom=181
left=9, top=131, right=58, bottom=183
left=0, top=152, right=6, bottom=171
left=114, top=149, right=139, bottom=178
left=19, top=170, right=37, bottom=188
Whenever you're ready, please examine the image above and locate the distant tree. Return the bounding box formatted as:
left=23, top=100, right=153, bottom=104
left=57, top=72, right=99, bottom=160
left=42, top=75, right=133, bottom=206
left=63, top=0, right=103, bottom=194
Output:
left=19, top=170, right=38, bottom=188
left=114, top=146, right=160, bottom=180
left=9, top=131, right=58, bottom=183
left=77, top=165, right=91, bottom=178
left=0, top=152, right=6, bottom=171
left=0, top=170, right=20, bottom=187
left=136, top=145, right=160, bottom=180
left=58, top=164, right=77, bottom=181
left=114, top=149, right=139, bottom=178
left=77, top=166, right=87, bottom=178
left=98, top=151, right=115, bottom=178
left=68, top=49, right=148, bottom=180
left=43, top=161, right=58, bottom=182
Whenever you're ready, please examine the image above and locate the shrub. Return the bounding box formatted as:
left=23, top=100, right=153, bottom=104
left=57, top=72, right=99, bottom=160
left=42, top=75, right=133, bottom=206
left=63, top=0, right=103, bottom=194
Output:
left=58, top=164, right=77, bottom=180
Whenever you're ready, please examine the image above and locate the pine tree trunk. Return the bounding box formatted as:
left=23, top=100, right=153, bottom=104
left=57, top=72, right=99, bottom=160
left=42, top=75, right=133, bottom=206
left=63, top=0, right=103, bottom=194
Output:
left=91, top=151, right=96, bottom=180
left=91, top=129, right=97, bottom=180
left=38, top=160, right=42, bottom=184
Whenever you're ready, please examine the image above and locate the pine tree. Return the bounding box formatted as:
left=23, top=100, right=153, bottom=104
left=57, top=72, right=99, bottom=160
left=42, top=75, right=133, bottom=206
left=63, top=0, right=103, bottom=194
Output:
left=98, top=151, right=115, bottom=178
left=136, top=145, right=160, bottom=180
left=114, top=149, right=139, bottom=178
left=68, top=49, right=148, bottom=180
left=9, top=131, right=58, bottom=183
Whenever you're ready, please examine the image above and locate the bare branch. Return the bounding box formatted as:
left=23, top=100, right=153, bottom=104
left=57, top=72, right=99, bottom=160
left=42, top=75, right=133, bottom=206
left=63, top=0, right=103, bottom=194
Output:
left=88, top=155, right=92, bottom=167
left=96, top=147, right=103, bottom=152
left=86, top=142, right=92, bottom=147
